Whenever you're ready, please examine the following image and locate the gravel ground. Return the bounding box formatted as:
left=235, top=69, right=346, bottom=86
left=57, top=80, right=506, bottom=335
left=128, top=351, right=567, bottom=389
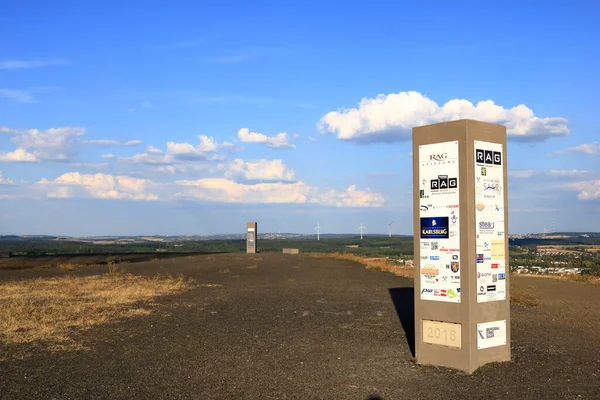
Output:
left=1, top=253, right=599, bottom=399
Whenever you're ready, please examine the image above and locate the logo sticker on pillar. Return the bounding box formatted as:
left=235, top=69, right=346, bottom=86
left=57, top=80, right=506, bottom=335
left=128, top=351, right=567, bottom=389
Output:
left=477, top=320, right=507, bottom=349
left=474, top=141, right=506, bottom=303
left=420, top=217, right=449, bottom=239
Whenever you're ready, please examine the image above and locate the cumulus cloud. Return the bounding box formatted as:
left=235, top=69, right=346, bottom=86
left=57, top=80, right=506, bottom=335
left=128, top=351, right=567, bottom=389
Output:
left=176, top=179, right=309, bottom=203
left=0, top=125, right=142, bottom=163
left=237, top=128, right=295, bottom=149
left=146, top=146, right=163, bottom=154
left=318, top=91, right=569, bottom=143
left=0, top=171, right=14, bottom=185
left=37, top=172, right=158, bottom=201
left=0, top=148, right=38, bottom=162
left=223, top=159, right=296, bottom=181
left=164, top=135, right=232, bottom=159
left=566, top=180, right=600, bottom=200
left=553, top=142, right=600, bottom=156
left=3, top=127, right=85, bottom=161
left=175, top=178, right=384, bottom=207
left=311, top=185, right=385, bottom=207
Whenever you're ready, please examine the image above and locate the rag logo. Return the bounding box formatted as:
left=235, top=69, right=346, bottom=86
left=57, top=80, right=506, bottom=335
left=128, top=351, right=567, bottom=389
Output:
left=430, top=175, right=458, bottom=191
left=429, top=153, right=447, bottom=161
left=476, top=148, right=502, bottom=166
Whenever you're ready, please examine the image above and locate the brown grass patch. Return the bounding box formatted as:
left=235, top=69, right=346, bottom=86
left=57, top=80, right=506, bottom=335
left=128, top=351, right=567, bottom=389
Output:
left=510, top=285, right=540, bottom=307
left=514, top=273, right=600, bottom=286
left=247, top=264, right=258, bottom=269
left=0, top=273, right=194, bottom=352
left=304, top=252, right=413, bottom=278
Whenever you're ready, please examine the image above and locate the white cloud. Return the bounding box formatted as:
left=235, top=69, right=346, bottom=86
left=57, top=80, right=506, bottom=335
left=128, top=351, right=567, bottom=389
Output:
left=175, top=178, right=384, bottom=207
left=0, top=89, right=36, bottom=103
left=102, top=154, right=116, bottom=159
left=310, top=185, right=385, bottom=207
left=237, top=128, right=295, bottom=149
left=292, top=133, right=301, bottom=140
left=0, top=59, right=70, bottom=70
left=0, top=148, right=38, bottom=162
left=68, top=162, right=110, bottom=170
left=223, top=159, right=296, bottom=181
left=308, top=136, right=316, bottom=142
left=553, top=142, right=600, bottom=156
left=0, top=171, right=14, bottom=185
left=83, top=139, right=142, bottom=146
left=510, top=169, right=590, bottom=178
left=509, top=170, right=535, bottom=178
left=165, top=135, right=230, bottom=159
left=47, top=186, right=71, bottom=198
left=548, top=170, right=590, bottom=177
left=0, top=125, right=142, bottom=163
left=83, top=139, right=120, bottom=145
left=318, top=91, right=569, bottom=143
left=566, top=180, right=600, bottom=200
left=146, top=146, right=163, bottom=154
left=38, top=172, right=158, bottom=201
left=121, top=152, right=176, bottom=165
left=176, top=179, right=309, bottom=203
left=0, top=126, right=84, bottom=161
left=142, top=101, right=155, bottom=109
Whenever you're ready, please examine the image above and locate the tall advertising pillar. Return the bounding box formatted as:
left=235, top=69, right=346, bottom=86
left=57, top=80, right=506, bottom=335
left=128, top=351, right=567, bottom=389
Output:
left=412, top=119, right=510, bottom=373
left=246, top=222, right=258, bottom=254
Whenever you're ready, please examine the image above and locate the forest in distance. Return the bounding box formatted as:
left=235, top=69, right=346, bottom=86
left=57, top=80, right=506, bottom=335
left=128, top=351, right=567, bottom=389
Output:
left=1, top=234, right=599, bottom=275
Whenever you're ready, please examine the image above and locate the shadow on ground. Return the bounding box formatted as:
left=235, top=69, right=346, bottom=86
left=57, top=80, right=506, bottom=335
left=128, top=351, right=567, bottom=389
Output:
left=388, top=287, right=415, bottom=357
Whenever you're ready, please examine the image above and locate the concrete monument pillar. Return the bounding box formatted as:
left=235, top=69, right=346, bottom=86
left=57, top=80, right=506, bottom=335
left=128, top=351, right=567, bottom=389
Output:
left=246, top=222, right=258, bottom=254
left=412, top=119, right=510, bottom=373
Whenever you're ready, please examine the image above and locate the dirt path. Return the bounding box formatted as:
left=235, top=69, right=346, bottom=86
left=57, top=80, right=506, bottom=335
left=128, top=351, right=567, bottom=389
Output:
left=1, top=253, right=599, bottom=399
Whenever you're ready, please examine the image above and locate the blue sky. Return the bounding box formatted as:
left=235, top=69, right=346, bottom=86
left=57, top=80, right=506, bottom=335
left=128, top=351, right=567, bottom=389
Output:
left=1, top=0, right=599, bottom=236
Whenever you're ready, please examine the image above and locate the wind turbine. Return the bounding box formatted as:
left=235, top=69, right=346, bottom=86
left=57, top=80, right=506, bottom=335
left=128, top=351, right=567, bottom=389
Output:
left=314, top=223, right=321, bottom=241
left=358, top=223, right=367, bottom=240
left=388, top=221, right=394, bottom=238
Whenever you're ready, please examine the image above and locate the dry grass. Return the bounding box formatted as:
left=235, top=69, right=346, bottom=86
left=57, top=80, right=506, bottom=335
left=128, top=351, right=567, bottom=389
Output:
left=510, top=285, right=540, bottom=307
left=0, top=273, right=194, bottom=351
left=304, top=252, right=414, bottom=278
left=515, top=273, right=600, bottom=286
left=247, top=264, right=258, bottom=269
left=107, top=260, right=122, bottom=274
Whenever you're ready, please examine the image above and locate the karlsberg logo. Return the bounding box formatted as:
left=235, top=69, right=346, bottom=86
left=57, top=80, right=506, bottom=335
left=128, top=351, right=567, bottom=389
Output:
left=420, top=217, right=449, bottom=239
left=429, top=153, right=447, bottom=161
left=476, top=148, right=502, bottom=165
left=430, top=175, right=458, bottom=191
